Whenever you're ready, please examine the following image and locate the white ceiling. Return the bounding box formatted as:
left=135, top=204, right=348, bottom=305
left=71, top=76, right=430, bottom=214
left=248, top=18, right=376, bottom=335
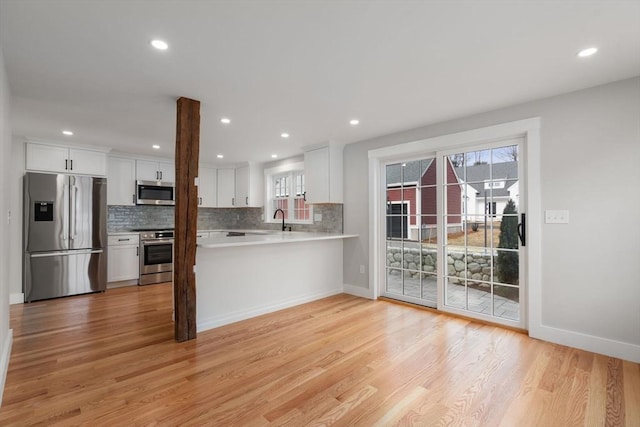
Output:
left=1, top=0, right=639, bottom=165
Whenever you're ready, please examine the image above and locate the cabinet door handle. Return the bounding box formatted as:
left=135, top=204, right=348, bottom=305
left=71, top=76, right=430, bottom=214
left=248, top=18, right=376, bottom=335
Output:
left=136, top=247, right=139, bottom=256
left=132, top=194, right=136, bottom=204
left=160, top=171, right=163, bottom=180
left=70, top=159, right=73, bottom=170
left=232, top=197, right=235, bottom=206
left=118, top=238, right=130, bottom=241
left=245, top=196, right=248, bottom=205
left=198, top=197, right=202, bottom=205
left=303, top=191, right=307, bottom=202
left=65, top=159, right=68, bottom=170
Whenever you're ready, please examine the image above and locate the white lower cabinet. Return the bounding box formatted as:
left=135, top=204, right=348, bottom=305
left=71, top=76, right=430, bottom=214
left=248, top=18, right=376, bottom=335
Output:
left=107, top=234, right=139, bottom=283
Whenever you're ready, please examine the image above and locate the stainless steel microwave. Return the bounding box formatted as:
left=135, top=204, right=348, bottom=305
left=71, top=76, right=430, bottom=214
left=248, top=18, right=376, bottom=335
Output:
left=136, top=180, right=175, bottom=205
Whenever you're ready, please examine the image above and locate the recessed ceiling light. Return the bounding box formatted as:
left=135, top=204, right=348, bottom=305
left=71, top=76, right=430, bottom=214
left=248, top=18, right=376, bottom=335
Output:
left=577, top=47, right=598, bottom=57
left=281, top=133, right=289, bottom=138
left=152, top=144, right=160, bottom=149
left=151, top=39, right=169, bottom=50
left=220, top=117, right=231, bottom=124
left=217, top=154, right=224, bottom=159
left=62, top=130, right=73, bottom=136
left=271, top=154, right=278, bottom=158
left=349, top=119, right=360, bottom=125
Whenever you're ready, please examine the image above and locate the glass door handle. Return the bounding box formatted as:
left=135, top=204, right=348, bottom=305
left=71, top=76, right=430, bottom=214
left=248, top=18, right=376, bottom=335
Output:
left=517, top=213, right=526, bottom=247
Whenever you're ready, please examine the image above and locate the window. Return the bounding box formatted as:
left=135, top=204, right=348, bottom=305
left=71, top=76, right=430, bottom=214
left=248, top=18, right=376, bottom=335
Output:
left=486, top=201, right=497, bottom=217
left=267, top=167, right=312, bottom=224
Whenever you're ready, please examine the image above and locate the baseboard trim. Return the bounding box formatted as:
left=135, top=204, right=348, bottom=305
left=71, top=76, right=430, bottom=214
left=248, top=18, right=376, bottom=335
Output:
left=342, top=284, right=375, bottom=299
left=197, top=287, right=343, bottom=332
left=0, top=329, right=14, bottom=406
left=9, top=293, right=23, bottom=305
left=107, top=280, right=138, bottom=289
left=530, top=324, right=640, bottom=363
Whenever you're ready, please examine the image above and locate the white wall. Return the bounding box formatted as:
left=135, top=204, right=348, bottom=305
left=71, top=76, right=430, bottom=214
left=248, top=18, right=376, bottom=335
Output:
left=343, top=77, right=640, bottom=361
left=0, top=45, right=14, bottom=404
left=9, top=138, right=23, bottom=302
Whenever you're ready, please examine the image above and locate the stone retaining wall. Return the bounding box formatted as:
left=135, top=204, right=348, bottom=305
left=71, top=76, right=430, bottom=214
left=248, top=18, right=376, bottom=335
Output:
left=386, top=246, right=495, bottom=286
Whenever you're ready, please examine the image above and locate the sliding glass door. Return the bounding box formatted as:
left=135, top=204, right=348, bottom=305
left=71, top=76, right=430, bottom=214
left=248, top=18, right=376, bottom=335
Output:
left=442, top=141, right=524, bottom=323
left=382, top=158, right=438, bottom=308
left=380, top=138, right=526, bottom=327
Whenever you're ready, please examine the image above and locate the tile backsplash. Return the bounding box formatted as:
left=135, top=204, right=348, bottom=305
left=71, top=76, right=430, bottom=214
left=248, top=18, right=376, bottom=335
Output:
left=108, top=204, right=343, bottom=234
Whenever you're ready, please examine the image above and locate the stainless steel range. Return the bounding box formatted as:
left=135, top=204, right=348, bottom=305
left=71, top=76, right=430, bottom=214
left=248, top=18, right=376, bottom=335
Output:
left=138, top=229, right=173, bottom=285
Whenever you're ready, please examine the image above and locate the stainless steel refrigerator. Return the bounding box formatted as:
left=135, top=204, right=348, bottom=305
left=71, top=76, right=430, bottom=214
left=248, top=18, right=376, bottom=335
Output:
left=23, top=172, right=107, bottom=302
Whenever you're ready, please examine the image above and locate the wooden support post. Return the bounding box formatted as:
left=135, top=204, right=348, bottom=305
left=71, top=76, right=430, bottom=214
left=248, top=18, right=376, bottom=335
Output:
left=174, top=97, right=200, bottom=342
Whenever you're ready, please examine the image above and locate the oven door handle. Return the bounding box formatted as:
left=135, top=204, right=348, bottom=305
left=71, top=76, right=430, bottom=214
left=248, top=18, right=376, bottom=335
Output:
left=141, top=240, right=174, bottom=246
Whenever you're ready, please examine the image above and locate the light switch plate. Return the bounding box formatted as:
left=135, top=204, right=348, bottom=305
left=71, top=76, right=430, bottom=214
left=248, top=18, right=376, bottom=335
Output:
left=545, top=210, right=570, bottom=224
left=314, top=213, right=322, bottom=222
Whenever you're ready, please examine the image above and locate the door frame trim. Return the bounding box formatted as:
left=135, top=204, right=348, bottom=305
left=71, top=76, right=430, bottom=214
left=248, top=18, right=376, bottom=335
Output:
left=369, top=117, right=541, bottom=331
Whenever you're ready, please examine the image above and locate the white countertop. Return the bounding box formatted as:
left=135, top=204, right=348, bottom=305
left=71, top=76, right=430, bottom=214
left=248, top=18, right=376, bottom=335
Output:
left=108, top=231, right=140, bottom=236
left=197, top=231, right=358, bottom=248
left=109, top=229, right=277, bottom=235
left=108, top=229, right=271, bottom=236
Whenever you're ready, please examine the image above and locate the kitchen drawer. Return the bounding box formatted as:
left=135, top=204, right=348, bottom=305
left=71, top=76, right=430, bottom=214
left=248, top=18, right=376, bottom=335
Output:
left=108, top=234, right=139, bottom=246
left=196, top=231, right=210, bottom=239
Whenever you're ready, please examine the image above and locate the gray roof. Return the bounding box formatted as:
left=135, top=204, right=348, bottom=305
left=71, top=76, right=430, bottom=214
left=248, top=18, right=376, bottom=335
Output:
left=454, top=161, right=518, bottom=197
left=386, top=159, right=434, bottom=186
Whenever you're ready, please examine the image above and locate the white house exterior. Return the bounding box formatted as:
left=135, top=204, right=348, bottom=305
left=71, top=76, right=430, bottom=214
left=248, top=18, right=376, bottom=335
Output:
left=455, top=161, right=519, bottom=220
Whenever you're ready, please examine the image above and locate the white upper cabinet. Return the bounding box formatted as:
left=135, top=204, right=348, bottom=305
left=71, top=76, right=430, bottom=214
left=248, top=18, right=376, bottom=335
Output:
left=136, top=160, right=175, bottom=182
left=136, top=160, right=159, bottom=181
left=235, top=165, right=249, bottom=206
left=69, top=148, right=108, bottom=175
left=217, top=168, right=236, bottom=207
left=235, top=163, right=264, bottom=207
left=26, top=144, right=68, bottom=173
left=107, top=156, right=136, bottom=206
left=304, top=144, right=343, bottom=203
left=26, top=142, right=107, bottom=176
left=198, top=166, right=217, bottom=208
left=158, top=161, right=175, bottom=182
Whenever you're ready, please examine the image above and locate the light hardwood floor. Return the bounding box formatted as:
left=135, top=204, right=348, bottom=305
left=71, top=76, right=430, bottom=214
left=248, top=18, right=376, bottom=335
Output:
left=1, top=284, right=638, bottom=426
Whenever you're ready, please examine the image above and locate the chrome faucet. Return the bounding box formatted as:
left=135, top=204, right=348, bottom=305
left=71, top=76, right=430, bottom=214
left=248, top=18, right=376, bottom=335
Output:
left=273, top=208, right=286, bottom=231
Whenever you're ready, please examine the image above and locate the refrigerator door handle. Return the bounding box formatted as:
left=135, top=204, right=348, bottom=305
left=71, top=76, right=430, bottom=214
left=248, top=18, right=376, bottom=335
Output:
left=30, top=249, right=104, bottom=258
left=62, top=183, right=69, bottom=241
left=70, top=183, right=78, bottom=240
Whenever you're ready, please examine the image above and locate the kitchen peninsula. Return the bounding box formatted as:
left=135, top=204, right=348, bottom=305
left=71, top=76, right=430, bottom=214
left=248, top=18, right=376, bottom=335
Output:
left=195, top=231, right=357, bottom=332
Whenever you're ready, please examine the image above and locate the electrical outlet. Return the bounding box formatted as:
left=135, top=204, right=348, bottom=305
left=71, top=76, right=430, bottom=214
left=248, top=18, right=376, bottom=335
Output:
left=545, top=210, right=570, bottom=224
left=359, top=265, right=365, bottom=274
